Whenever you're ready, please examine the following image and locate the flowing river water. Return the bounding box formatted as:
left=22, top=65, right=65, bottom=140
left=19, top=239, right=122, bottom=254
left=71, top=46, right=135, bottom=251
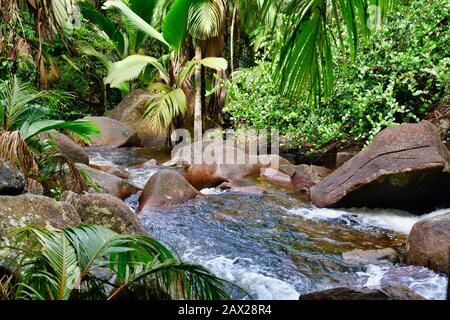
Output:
left=86, top=146, right=449, bottom=300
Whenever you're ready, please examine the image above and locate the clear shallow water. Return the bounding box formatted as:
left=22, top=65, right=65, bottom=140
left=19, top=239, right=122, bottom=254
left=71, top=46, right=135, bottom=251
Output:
left=86, top=147, right=449, bottom=300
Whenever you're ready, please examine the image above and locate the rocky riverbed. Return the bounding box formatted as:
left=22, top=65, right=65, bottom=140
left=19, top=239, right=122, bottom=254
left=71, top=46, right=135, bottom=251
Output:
left=1, top=120, right=449, bottom=300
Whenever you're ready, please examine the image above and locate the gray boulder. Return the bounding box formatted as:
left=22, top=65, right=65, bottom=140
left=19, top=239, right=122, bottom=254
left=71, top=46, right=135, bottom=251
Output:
left=0, top=159, right=25, bottom=195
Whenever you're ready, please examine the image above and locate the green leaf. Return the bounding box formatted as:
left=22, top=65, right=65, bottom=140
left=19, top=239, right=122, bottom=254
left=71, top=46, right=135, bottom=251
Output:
left=143, top=88, right=187, bottom=132
left=102, top=0, right=168, bottom=47
left=188, top=0, right=226, bottom=40
left=199, top=57, right=228, bottom=70
left=105, top=55, right=170, bottom=88
left=79, top=1, right=126, bottom=55
left=19, top=120, right=100, bottom=142
left=129, top=0, right=158, bottom=48
left=162, top=0, right=194, bottom=51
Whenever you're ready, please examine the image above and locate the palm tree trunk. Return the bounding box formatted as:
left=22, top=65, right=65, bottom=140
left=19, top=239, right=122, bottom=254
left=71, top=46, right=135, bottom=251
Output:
left=230, top=5, right=237, bottom=74
left=194, top=46, right=202, bottom=143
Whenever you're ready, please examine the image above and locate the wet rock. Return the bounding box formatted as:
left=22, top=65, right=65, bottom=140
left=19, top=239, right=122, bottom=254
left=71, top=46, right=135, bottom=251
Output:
left=336, top=151, right=359, bottom=168
left=260, top=167, right=293, bottom=188
left=434, top=115, right=450, bottom=149
left=107, top=90, right=166, bottom=147
left=136, top=159, right=159, bottom=168
left=310, top=121, right=450, bottom=213
left=255, top=154, right=296, bottom=177
left=292, top=165, right=332, bottom=195
left=76, top=164, right=141, bottom=200
left=138, top=170, right=200, bottom=212
left=0, top=194, right=81, bottom=265
left=89, top=163, right=129, bottom=179
left=0, top=159, right=25, bottom=195
left=47, top=130, right=89, bottom=164
left=219, top=182, right=266, bottom=195
left=299, top=283, right=426, bottom=300
left=83, top=116, right=141, bottom=147
left=342, top=248, right=399, bottom=265
left=182, top=142, right=260, bottom=190
left=65, top=193, right=145, bottom=235
left=406, top=212, right=450, bottom=275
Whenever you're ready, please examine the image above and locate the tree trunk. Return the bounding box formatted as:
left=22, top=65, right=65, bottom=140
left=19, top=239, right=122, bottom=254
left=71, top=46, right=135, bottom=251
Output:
left=194, top=46, right=202, bottom=143
left=230, top=5, right=237, bottom=74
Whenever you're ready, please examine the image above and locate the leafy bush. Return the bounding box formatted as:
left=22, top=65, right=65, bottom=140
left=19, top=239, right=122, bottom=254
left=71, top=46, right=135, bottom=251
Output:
left=224, top=0, right=449, bottom=152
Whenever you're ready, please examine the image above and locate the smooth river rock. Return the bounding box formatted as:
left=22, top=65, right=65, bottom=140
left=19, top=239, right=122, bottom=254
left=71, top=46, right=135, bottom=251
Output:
left=83, top=116, right=141, bottom=147
left=342, top=248, right=399, bottom=265
left=49, top=130, right=90, bottom=164
left=138, top=170, right=201, bottom=212
left=89, top=163, right=130, bottom=179
left=406, top=212, right=450, bottom=275
left=183, top=142, right=260, bottom=190
left=310, top=121, right=450, bottom=213
left=76, top=163, right=141, bottom=200
left=107, top=90, right=166, bottom=147
left=299, top=283, right=426, bottom=300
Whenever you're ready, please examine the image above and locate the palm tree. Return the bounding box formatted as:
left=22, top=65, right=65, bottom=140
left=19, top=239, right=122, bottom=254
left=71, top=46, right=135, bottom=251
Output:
left=262, top=0, right=398, bottom=101
left=1, top=225, right=233, bottom=300
left=101, top=0, right=228, bottom=137
left=0, top=76, right=100, bottom=191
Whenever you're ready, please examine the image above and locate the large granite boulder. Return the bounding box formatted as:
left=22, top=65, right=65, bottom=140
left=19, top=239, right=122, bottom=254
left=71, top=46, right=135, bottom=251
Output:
left=183, top=143, right=260, bottom=190
left=64, top=193, right=145, bottom=235
left=310, top=121, right=450, bottom=213
left=299, top=283, right=426, bottom=300
left=83, top=116, right=141, bottom=147
left=137, top=170, right=200, bottom=212
left=0, top=195, right=80, bottom=265
left=107, top=90, right=166, bottom=147
left=0, top=159, right=25, bottom=195
left=76, top=164, right=140, bottom=200
left=46, top=130, right=89, bottom=164
left=406, top=212, right=450, bottom=275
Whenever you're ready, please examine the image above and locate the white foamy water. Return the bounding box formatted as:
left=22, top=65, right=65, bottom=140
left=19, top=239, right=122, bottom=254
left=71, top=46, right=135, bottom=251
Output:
left=125, top=167, right=157, bottom=188
left=201, top=256, right=300, bottom=300
left=200, top=188, right=227, bottom=195
left=88, top=154, right=116, bottom=167
left=357, top=264, right=448, bottom=300
left=288, top=207, right=450, bottom=234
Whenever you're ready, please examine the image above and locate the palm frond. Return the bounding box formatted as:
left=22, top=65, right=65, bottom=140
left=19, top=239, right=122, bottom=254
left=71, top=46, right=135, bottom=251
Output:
left=162, top=0, right=194, bottom=51
left=14, top=226, right=80, bottom=300
left=177, top=57, right=228, bottom=87
left=0, top=76, right=49, bottom=130
left=105, top=55, right=170, bottom=88
left=102, top=0, right=168, bottom=47
left=143, top=87, right=187, bottom=133
left=7, top=225, right=233, bottom=300
left=19, top=119, right=100, bottom=142
left=188, top=0, right=226, bottom=40
left=0, top=130, right=39, bottom=178
left=267, top=0, right=398, bottom=100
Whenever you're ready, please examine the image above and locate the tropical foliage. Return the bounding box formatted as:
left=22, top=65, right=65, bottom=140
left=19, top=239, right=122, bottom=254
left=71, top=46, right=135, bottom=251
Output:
left=0, top=225, right=232, bottom=300
left=0, top=76, right=100, bottom=192
left=225, top=0, right=449, bottom=154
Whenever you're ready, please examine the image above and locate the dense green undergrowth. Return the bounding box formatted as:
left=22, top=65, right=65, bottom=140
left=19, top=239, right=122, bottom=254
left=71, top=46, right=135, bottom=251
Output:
left=224, top=0, right=449, bottom=153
